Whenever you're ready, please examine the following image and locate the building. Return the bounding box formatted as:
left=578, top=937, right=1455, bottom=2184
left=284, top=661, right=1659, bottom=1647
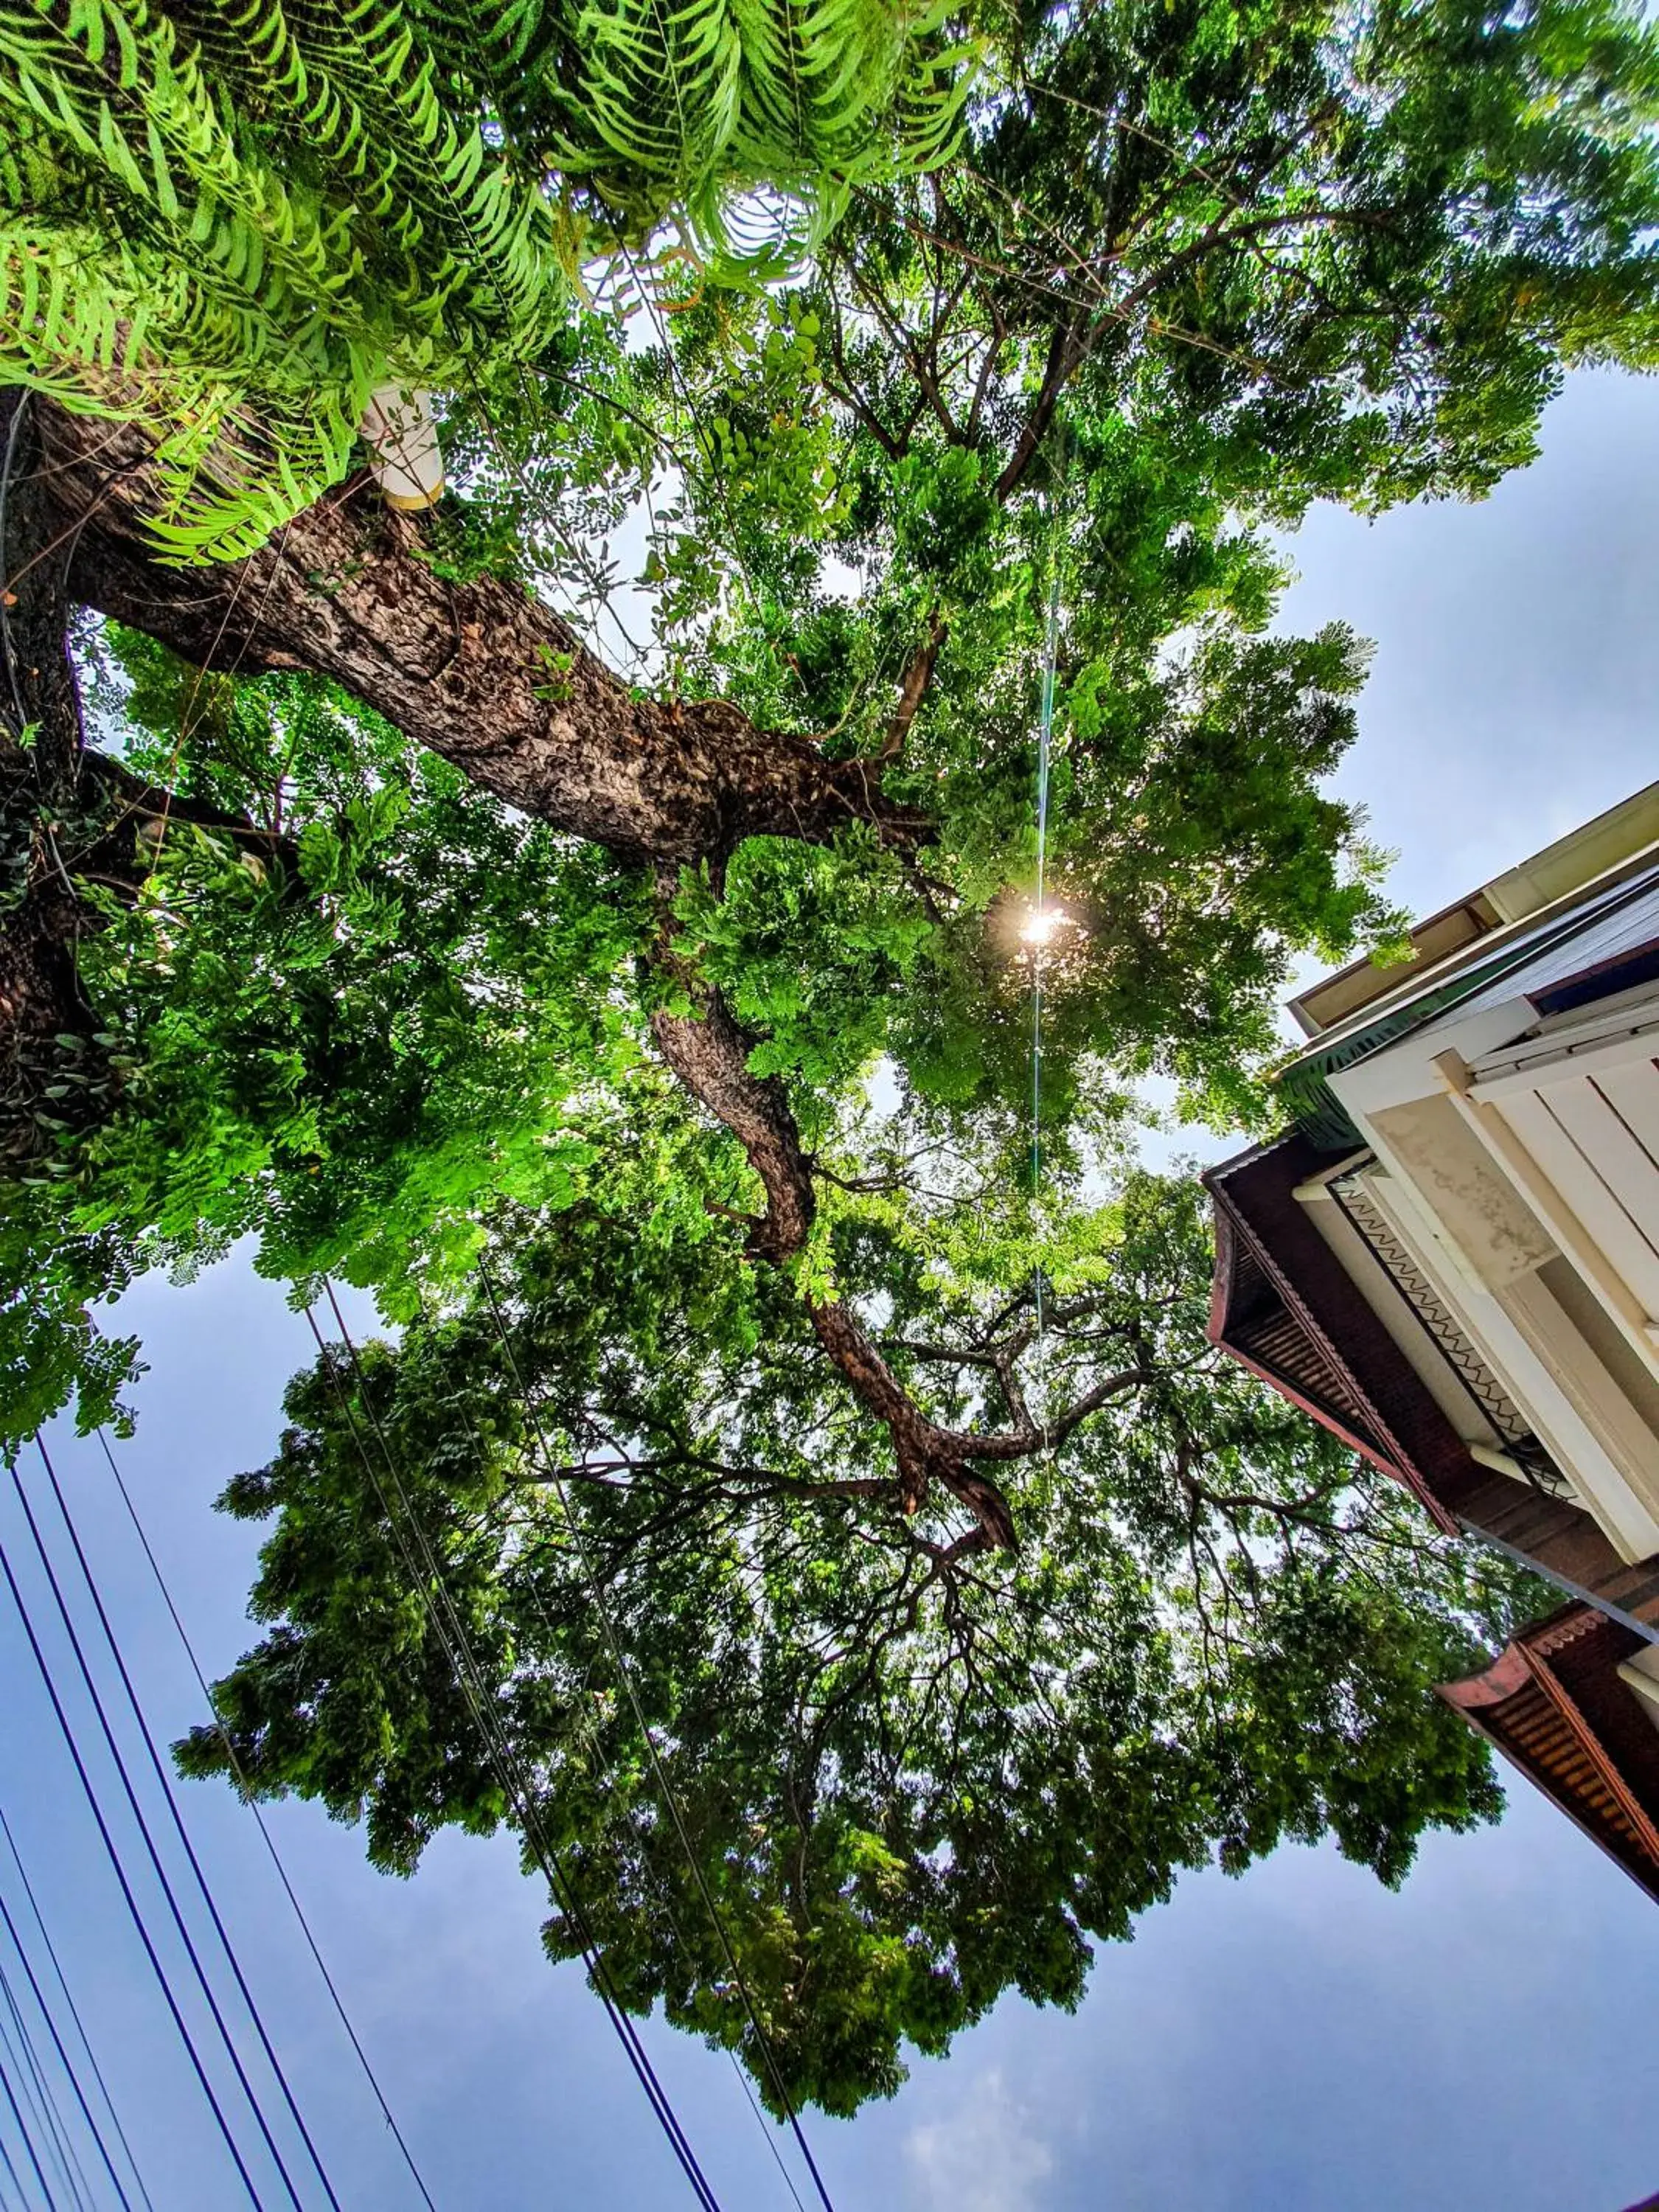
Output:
left=1204, top=779, right=1659, bottom=1904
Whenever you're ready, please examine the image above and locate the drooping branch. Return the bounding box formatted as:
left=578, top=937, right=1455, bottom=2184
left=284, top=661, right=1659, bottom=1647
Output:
left=650, top=992, right=818, bottom=1263
left=650, top=977, right=1161, bottom=1552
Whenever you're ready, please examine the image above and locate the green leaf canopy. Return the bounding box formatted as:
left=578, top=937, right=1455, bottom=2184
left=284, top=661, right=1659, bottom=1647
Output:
left=1, top=0, right=1652, bottom=2124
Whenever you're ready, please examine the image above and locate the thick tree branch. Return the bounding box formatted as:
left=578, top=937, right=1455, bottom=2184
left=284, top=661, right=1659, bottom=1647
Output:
left=883, top=613, right=946, bottom=757
left=650, top=991, right=818, bottom=1264
left=992, top=318, right=1088, bottom=504
left=34, top=404, right=925, bottom=869
left=652, top=981, right=1157, bottom=1551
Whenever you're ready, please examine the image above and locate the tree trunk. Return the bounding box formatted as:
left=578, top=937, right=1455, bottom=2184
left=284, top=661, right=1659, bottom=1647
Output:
left=18, top=400, right=1026, bottom=1544
left=1, top=391, right=102, bottom=1158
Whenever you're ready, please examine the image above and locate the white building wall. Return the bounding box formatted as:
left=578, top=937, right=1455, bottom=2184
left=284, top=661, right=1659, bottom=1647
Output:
left=1326, top=983, right=1659, bottom=1565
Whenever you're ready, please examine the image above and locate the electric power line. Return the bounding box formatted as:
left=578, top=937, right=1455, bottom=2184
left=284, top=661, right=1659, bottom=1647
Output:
left=309, top=1293, right=723, bottom=2212
left=476, top=1258, right=836, bottom=2212
left=91, top=1430, right=438, bottom=2212
left=32, top=1445, right=343, bottom=2212
left=0, top=1877, right=135, bottom=2212
left=310, top=1284, right=726, bottom=2212
left=427, top=1282, right=811, bottom=2212
left=0, top=1476, right=269, bottom=2210
left=0, top=1993, right=59, bottom=2212
left=0, top=1806, right=153, bottom=2212
left=0, top=1963, right=89, bottom=2212
left=0, top=2090, right=30, bottom=2212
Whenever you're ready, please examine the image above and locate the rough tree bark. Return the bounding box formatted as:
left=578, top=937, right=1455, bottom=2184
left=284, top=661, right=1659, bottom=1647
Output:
left=655, top=987, right=1022, bottom=1548
left=1, top=389, right=105, bottom=1158
left=32, top=406, right=925, bottom=866
left=1, top=396, right=305, bottom=1153
left=17, top=397, right=1047, bottom=1547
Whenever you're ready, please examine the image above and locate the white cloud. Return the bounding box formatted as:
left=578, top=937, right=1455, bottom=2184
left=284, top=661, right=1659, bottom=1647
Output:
left=903, top=2069, right=1057, bottom=2212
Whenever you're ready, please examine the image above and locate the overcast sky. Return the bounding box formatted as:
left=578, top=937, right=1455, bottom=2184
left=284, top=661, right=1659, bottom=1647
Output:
left=5, top=366, right=1659, bottom=2212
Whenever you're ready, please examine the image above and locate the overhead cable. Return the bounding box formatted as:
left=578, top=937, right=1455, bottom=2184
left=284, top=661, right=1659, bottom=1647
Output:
left=477, top=1258, right=835, bottom=2212
left=17, top=1444, right=308, bottom=2205
left=0, top=1877, right=134, bottom=2212
left=0, top=1982, right=77, bottom=2203
left=435, top=1281, right=809, bottom=2212
left=0, top=1480, right=267, bottom=2209
left=0, top=1962, right=90, bottom=2212
left=0, top=2093, right=30, bottom=2212
left=308, top=1290, right=723, bottom=2212
left=0, top=2014, right=56, bottom=2212
left=32, top=1444, right=343, bottom=2212
left=92, top=1429, right=437, bottom=2212
left=0, top=1805, right=153, bottom=2212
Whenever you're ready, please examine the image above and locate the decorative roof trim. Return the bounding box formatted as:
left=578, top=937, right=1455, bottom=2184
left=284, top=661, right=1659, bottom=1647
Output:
left=1276, top=862, right=1659, bottom=1152
left=1204, top=1141, right=1460, bottom=1533
left=1441, top=1605, right=1659, bottom=1900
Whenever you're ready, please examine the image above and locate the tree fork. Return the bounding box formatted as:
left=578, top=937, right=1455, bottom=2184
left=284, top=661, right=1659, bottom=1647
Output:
left=26, top=399, right=1009, bottom=1539
left=654, top=981, right=1020, bottom=1550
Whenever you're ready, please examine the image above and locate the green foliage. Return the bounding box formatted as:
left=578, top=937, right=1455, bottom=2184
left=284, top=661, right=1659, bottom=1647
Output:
left=5, top=0, right=1655, bottom=2112
left=0, top=1207, right=141, bottom=1444
left=0, top=0, right=972, bottom=557
left=176, top=1173, right=1547, bottom=2115
left=538, top=0, right=973, bottom=251
left=0, top=631, right=666, bottom=1454
left=671, top=830, right=931, bottom=1101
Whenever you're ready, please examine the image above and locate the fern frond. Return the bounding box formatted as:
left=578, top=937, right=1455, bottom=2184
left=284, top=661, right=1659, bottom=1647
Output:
left=0, top=0, right=974, bottom=561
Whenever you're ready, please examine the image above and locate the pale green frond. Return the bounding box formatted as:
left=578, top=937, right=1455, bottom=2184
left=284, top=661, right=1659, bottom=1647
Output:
left=1, top=0, right=973, bottom=560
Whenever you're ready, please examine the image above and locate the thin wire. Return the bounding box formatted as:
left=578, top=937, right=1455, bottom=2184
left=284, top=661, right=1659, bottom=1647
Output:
left=0, top=1968, right=87, bottom=2212
left=33, top=1443, right=344, bottom=2212
left=309, top=1294, right=722, bottom=2212
left=399, top=1291, right=807, bottom=2212
left=0, top=2014, right=55, bottom=2212
left=0, top=1978, right=69, bottom=2211
left=91, top=1430, right=438, bottom=2212
left=476, top=1259, right=832, bottom=2212
left=0, top=1879, right=134, bottom=2212
left=0, top=2086, right=29, bottom=2212
left=0, top=1806, right=153, bottom=2212
left=1, top=1952, right=101, bottom=2212
left=0, top=1981, right=74, bottom=2212
left=1030, top=465, right=1065, bottom=1348
left=0, top=1529, right=262, bottom=2208
left=302, top=1295, right=724, bottom=2212
left=726, top=2058, right=809, bottom=2212
left=0, top=1474, right=270, bottom=2211
left=310, top=1288, right=723, bottom=2212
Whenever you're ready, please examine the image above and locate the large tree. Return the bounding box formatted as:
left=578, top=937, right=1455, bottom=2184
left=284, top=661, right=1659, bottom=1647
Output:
left=11, top=0, right=1659, bottom=1497
left=0, top=0, right=1651, bottom=2110
left=178, top=1173, right=1545, bottom=2115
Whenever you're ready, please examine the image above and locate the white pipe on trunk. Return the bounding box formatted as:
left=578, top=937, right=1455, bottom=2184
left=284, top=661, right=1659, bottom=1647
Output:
left=360, top=384, right=445, bottom=510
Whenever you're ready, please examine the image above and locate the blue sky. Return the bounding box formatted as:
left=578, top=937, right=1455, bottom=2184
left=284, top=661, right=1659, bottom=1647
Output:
left=5, top=366, right=1659, bottom=2211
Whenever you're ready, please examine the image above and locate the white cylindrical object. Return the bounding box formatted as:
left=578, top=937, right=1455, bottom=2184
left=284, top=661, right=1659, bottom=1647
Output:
left=361, top=384, right=445, bottom=510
